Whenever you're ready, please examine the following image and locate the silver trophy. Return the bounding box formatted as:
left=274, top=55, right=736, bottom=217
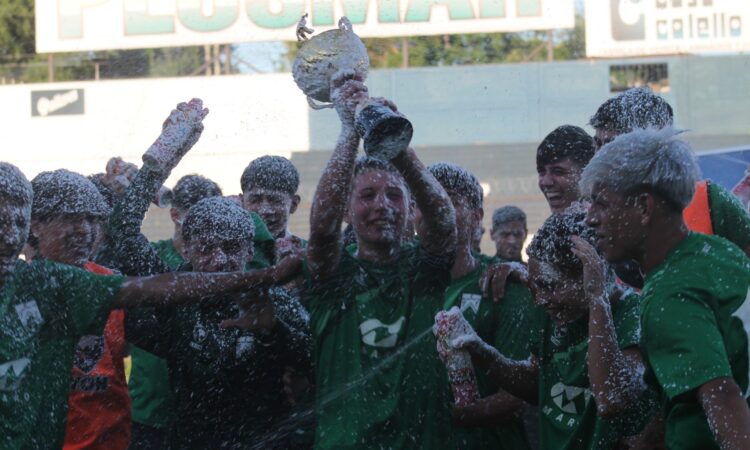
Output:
left=292, top=15, right=413, bottom=160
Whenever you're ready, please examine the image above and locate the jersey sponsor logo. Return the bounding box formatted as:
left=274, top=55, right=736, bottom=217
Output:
left=0, top=357, right=31, bottom=391
left=70, top=375, right=109, bottom=392
left=360, top=317, right=406, bottom=349
left=15, top=300, right=43, bottom=332
left=74, top=335, right=104, bottom=373
left=460, top=294, right=481, bottom=315
left=550, top=382, right=591, bottom=415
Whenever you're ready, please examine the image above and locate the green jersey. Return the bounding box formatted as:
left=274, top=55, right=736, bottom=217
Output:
left=151, top=239, right=184, bottom=270
left=306, top=243, right=455, bottom=450
left=537, top=293, right=655, bottom=450
left=708, top=182, right=750, bottom=251
left=640, top=233, right=750, bottom=450
left=442, top=255, right=544, bottom=450
left=0, top=259, right=124, bottom=449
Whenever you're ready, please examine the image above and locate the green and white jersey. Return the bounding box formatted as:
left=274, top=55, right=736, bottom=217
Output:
left=306, top=243, right=454, bottom=450
left=708, top=182, right=750, bottom=251
left=443, top=254, right=544, bottom=450
left=640, top=232, right=750, bottom=450
left=537, top=293, right=656, bottom=450
left=0, top=259, right=124, bottom=449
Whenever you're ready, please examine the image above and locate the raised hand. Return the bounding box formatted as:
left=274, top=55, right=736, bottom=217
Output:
left=570, top=236, right=606, bottom=304
left=479, top=261, right=529, bottom=303
left=144, top=98, right=209, bottom=173
left=330, top=70, right=368, bottom=129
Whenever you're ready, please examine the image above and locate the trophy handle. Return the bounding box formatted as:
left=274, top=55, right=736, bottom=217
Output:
left=307, top=96, right=335, bottom=110
left=338, top=17, right=353, bottom=33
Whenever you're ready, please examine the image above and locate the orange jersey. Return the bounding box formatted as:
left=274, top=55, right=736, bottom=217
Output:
left=683, top=180, right=714, bottom=235
left=63, top=261, right=131, bottom=450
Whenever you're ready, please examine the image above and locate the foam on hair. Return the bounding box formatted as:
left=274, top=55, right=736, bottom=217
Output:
left=31, top=169, right=110, bottom=220
left=0, top=162, right=32, bottom=206
left=589, top=87, right=674, bottom=133
left=182, top=196, right=255, bottom=244
left=172, top=174, right=222, bottom=210
left=428, top=162, right=483, bottom=210
left=241, top=156, right=299, bottom=196
left=526, top=208, right=599, bottom=274
left=580, top=127, right=699, bottom=210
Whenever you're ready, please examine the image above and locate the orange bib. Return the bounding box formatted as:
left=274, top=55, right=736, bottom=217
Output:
left=683, top=180, right=714, bottom=235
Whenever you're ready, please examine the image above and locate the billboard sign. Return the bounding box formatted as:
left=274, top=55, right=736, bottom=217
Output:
left=586, top=0, right=750, bottom=57
left=31, top=89, right=85, bottom=117
left=36, top=0, right=574, bottom=53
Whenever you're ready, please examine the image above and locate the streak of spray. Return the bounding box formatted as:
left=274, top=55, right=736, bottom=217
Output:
left=246, top=325, right=436, bottom=449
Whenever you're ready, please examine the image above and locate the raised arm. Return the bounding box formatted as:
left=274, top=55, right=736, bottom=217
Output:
left=391, top=147, right=456, bottom=261
left=307, top=72, right=367, bottom=280
left=571, top=236, right=647, bottom=417
left=108, top=99, right=208, bottom=276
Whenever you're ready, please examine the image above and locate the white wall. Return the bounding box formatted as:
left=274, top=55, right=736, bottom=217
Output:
left=0, top=73, right=310, bottom=194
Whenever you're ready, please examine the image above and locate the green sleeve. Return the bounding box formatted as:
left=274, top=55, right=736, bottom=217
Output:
left=642, top=291, right=733, bottom=400
left=612, top=293, right=641, bottom=350
left=248, top=211, right=276, bottom=269
left=709, top=182, right=750, bottom=250
left=57, top=263, right=126, bottom=336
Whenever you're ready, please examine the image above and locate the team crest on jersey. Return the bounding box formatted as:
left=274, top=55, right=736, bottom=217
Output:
left=460, top=294, right=481, bottom=315
left=550, top=382, right=591, bottom=415
left=74, top=335, right=104, bottom=373
left=0, top=357, right=31, bottom=392
left=15, top=300, right=43, bottom=332
left=360, top=317, right=406, bottom=350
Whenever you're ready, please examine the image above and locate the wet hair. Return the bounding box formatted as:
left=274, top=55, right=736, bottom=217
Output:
left=526, top=208, right=599, bottom=274
left=428, top=162, right=483, bottom=210
left=536, top=125, right=596, bottom=169
left=353, top=156, right=400, bottom=178
left=241, top=156, right=299, bottom=196
left=171, top=174, right=222, bottom=210
left=492, top=206, right=527, bottom=230
left=580, top=128, right=699, bottom=212
left=31, top=169, right=110, bottom=221
left=589, top=87, right=674, bottom=133
left=182, top=197, right=255, bottom=244
left=0, top=162, right=33, bottom=207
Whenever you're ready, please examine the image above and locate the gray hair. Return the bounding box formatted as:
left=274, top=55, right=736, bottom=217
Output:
left=580, top=128, right=700, bottom=210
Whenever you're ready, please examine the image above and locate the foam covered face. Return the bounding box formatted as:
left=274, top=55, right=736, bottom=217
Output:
left=449, top=194, right=480, bottom=246
left=0, top=202, right=31, bottom=278
left=349, top=169, right=408, bottom=248
left=242, top=187, right=295, bottom=239
left=528, top=258, right=587, bottom=326
left=537, top=158, right=583, bottom=215
left=491, top=221, right=527, bottom=261
left=187, top=236, right=250, bottom=273
left=586, top=184, right=644, bottom=263
left=32, top=214, right=102, bottom=267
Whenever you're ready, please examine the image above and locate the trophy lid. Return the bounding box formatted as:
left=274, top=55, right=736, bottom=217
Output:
left=292, top=16, right=370, bottom=105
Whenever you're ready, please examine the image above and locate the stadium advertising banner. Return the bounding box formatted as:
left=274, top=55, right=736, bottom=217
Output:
left=586, top=0, right=750, bottom=57
left=36, top=0, right=573, bottom=52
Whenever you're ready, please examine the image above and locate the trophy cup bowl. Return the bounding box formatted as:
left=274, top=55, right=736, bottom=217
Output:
left=292, top=16, right=413, bottom=160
